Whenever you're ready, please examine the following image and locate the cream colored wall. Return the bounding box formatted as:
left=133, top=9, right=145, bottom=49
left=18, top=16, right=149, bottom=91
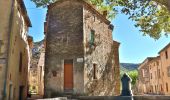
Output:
left=0, top=0, right=12, bottom=99
left=0, top=0, right=30, bottom=100
left=160, top=47, right=170, bottom=95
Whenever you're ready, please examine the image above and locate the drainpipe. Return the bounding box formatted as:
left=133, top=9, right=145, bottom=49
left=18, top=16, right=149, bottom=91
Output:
left=2, top=0, right=15, bottom=99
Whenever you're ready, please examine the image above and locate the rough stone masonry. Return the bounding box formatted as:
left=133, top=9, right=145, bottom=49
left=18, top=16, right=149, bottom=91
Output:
left=44, top=0, right=120, bottom=97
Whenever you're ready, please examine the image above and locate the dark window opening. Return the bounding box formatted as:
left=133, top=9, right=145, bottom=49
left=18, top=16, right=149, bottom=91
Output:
left=168, top=66, right=170, bottom=77
left=158, top=69, right=161, bottom=78
left=166, top=83, right=168, bottom=92
left=93, top=64, right=97, bottom=79
left=19, top=52, right=22, bottom=72
left=165, top=51, right=168, bottom=59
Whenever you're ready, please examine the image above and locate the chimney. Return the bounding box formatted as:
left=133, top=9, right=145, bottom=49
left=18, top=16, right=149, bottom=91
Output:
left=103, top=11, right=107, bottom=18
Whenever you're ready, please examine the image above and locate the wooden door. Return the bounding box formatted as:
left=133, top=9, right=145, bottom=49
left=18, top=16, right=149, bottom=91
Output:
left=64, top=63, right=73, bottom=90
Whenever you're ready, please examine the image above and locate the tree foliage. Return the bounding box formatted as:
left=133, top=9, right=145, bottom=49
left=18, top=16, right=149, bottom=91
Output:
left=127, top=70, right=138, bottom=86
left=31, top=0, right=170, bottom=39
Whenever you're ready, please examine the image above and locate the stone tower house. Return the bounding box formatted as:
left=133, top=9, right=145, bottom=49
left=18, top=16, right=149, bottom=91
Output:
left=44, top=0, right=120, bottom=97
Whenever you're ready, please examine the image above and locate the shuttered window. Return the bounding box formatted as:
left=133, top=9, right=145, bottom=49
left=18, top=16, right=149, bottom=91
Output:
left=90, top=30, right=95, bottom=46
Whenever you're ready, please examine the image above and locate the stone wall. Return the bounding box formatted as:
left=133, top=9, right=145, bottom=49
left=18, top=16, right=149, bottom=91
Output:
left=0, top=0, right=31, bottom=99
left=159, top=45, right=170, bottom=95
left=0, top=0, right=12, bottom=98
left=45, top=0, right=120, bottom=97
left=83, top=6, right=120, bottom=96
left=45, top=0, right=84, bottom=97
left=137, top=58, right=151, bottom=94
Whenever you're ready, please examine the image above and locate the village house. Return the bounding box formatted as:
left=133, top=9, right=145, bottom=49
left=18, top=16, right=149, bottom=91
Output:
left=148, top=56, right=163, bottom=94
left=0, top=0, right=32, bottom=100
left=29, top=40, right=45, bottom=96
left=159, top=43, right=170, bottom=95
left=44, top=0, right=120, bottom=97
left=137, top=57, right=164, bottom=95
left=137, top=57, right=153, bottom=94
left=137, top=42, right=170, bottom=95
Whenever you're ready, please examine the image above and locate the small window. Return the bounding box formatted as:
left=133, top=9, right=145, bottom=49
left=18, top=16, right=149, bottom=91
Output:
left=156, top=61, right=159, bottom=66
left=158, top=69, right=161, bottom=78
left=155, top=71, right=157, bottom=79
left=167, top=66, right=170, bottom=77
left=93, top=64, right=97, bottom=79
left=32, top=86, right=36, bottom=90
left=150, top=73, right=152, bottom=79
left=166, top=83, right=168, bottom=92
left=90, top=30, right=95, bottom=46
left=19, top=52, right=22, bottom=72
left=142, top=69, right=147, bottom=77
left=165, top=51, right=168, bottom=59
left=52, top=70, right=57, bottom=77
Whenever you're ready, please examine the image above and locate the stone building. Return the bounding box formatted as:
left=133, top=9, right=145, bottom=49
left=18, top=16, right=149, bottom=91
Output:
left=29, top=40, right=45, bottom=96
left=137, top=42, right=170, bottom=95
left=137, top=57, right=154, bottom=94
left=159, top=43, right=170, bottom=95
left=148, top=56, right=163, bottom=94
left=0, top=0, right=31, bottom=100
left=44, top=0, right=120, bottom=97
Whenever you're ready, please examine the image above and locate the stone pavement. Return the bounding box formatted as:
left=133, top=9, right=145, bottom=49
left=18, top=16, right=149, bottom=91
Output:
left=27, top=96, right=170, bottom=100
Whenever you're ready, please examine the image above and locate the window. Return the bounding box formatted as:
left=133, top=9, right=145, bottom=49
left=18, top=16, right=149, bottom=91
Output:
left=165, top=51, right=168, bottom=59
left=19, top=52, right=22, bottom=72
left=166, top=83, right=168, bottom=92
left=150, top=73, right=152, bottom=79
left=90, top=30, right=95, bottom=46
left=167, top=66, right=170, bottom=77
left=155, top=71, right=157, bottom=79
left=142, top=69, right=147, bottom=77
left=93, top=64, right=97, bottom=79
left=158, top=69, right=161, bottom=78
left=40, top=66, right=42, bottom=81
left=156, top=61, right=159, bottom=66
left=161, top=84, right=163, bottom=92
left=32, top=86, right=36, bottom=90
left=155, top=85, right=157, bottom=92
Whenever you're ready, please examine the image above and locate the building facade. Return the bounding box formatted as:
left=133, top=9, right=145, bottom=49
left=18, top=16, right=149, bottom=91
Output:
left=29, top=40, right=45, bottom=96
left=44, top=0, right=120, bottom=97
left=148, top=56, right=163, bottom=94
left=138, top=43, right=170, bottom=95
left=137, top=58, right=153, bottom=94
left=159, top=43, right=170, bottom=95
left=0, top=0, right=31, bottom=99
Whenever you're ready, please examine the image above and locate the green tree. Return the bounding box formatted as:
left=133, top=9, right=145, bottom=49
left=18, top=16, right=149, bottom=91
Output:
left=31, top=0, right=170, bottom=39
left=127, top=70, right=138, bottom=86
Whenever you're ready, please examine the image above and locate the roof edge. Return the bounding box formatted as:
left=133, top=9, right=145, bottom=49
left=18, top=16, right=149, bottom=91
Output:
left=47, top=0, right=111, bottom=25
left=158, top=42, right=170, bottom=54
left=17, top=0, right=32, bottom=27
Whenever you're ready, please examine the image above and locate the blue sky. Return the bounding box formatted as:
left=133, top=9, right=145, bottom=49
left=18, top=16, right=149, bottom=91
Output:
left=24, top=0, right=170, bottom=64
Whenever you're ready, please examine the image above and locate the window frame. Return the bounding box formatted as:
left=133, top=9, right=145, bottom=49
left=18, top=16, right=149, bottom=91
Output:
left=90, top=30, right=95, bottom=46
left=19, top=52, right=22, bottom=72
